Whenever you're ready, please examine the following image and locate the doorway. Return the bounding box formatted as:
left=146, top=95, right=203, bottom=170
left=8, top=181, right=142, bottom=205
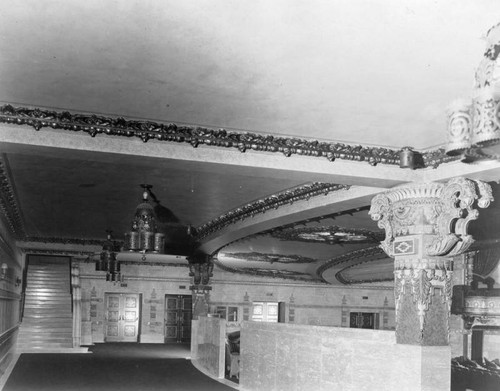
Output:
left=349, top=312, right=377, bottom=329
left=104, top=293, right=141, bottom=342
left=164, top=294, right=192, bottom=343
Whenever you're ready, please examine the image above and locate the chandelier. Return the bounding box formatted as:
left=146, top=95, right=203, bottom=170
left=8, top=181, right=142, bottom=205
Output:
left=95, top=230, right=122, bottom=282
left=125, top=184, right=165, bottom=258
left=445, top=23, right=500, bottom=161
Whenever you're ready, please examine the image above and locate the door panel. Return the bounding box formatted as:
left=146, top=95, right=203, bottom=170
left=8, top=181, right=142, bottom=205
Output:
left=105, top=293, right=140, bottom=342
left=164, top=295, right=192, bottom=343
left=349, top=312, right=375, bottom=329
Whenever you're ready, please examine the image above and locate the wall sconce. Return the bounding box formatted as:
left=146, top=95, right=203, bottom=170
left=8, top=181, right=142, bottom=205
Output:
left=1, top=263, right=7, bottom=279
left=15, top=277, right=22, bottom=287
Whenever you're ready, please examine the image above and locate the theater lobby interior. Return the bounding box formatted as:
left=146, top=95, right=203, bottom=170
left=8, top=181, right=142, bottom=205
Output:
left=1, top=1, right=500, bottom=390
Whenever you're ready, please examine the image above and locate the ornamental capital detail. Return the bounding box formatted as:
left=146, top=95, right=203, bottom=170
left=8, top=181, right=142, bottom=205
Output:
left=369, top=178, right=493, bottom=258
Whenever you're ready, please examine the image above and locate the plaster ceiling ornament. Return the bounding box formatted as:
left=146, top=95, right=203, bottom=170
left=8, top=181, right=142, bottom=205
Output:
left=220, top=252, right=317, bottom=264
left=0, top=159, right=26, bottom=240
left=446, top=22, right=500, bottom=161
left=0, top=104, right=455, bottom=168
left=213, top=257, right=320, bottom=282
left=195, top=183, right=349, bottom=239
left=269, top=225, right=384, bottom=245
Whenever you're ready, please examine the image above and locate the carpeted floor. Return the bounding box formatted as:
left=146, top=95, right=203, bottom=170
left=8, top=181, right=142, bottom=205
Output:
left=3, top=344, right=235, bottom=391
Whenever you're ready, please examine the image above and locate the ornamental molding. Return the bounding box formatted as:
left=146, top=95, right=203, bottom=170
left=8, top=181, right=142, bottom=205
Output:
left=316, top=245, right=386, bottom=282
left=213, top=257, right=322, bottom=283
left=22, top=236, right=107, bottom=246
left=269, top=225, right=384, bottom=245
left=220, top=252, right=317, bottom=264
left=394, top=266, right=453, bottom=340
left=0, top=104, right=455, bottom=168
left=464, top=294, right=500, bottom=318
left=21, top=248, right=95, bottom=257
left=369, top=178, right=493, bottom=257
left=335, top=258, right=393, bottom=285
left=0, top=157, right=26, bottom=240
left=195, top=183, right=349, bottom=240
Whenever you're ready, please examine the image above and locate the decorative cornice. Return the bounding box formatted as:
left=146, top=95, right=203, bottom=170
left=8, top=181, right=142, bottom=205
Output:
left=335, top=258, right=393, bottom=285
left=0, top=104, right=454, bottom=168
left=316, top=245, right=386, bottom=283
left=213, top=258, right=323, bottom=283
left=195, top=183, right=349, bottom=239
left=0, top=157, right=26, bottom=240
left=23, top=236, right=107, bottom=246
left=21, top=248, right=95, bottom=257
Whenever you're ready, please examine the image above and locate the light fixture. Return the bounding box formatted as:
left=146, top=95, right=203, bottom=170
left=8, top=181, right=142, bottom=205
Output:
left=95, top=230, right=122, bottom=283
left=125, top=184, right=165, bottom=259
left=1, top=263, right=7, bottom=279
left=446, top=23, right=500, bottom=161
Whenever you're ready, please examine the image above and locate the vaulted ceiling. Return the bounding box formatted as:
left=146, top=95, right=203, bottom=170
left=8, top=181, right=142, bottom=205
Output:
left=1, top=1, right=499, bottom=285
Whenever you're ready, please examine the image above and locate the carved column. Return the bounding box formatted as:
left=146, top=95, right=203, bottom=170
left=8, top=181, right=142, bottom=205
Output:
left=189, top=257, right=214, bottom=320
left=71, top=259, right=82, bottom=348
left=370, top=178, right=492, bottom=345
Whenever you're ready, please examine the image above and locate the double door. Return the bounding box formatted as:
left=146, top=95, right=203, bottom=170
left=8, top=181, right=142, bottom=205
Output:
left=165, top=295, right=192, bottom=343
left=349, top=312, right=377, bottom=329
left=105, top=293, right=141, bottom=342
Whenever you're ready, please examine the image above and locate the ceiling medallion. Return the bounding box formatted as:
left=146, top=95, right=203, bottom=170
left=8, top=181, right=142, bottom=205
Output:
left=0, top=104, right=453, bottom=168
left=270, top=225, right=384, bottom=245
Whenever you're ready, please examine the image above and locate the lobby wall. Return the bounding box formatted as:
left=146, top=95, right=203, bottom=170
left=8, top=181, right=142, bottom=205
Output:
left=78, top=262, right=395, bottom=345
left=0, top=216, right=22, bottom=385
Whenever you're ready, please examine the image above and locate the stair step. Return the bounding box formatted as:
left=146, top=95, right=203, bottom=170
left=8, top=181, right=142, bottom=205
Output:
left=16, top=343, right=73, bottom=349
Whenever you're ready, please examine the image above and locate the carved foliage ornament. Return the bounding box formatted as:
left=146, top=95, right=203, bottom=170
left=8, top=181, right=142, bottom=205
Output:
left=394, top=261, right=453, bottom=338
left=0, top=104, right=454, bottom=168
left=369, top=178, right=493, bottom=258
left=195, top=183, right=349, bottom=239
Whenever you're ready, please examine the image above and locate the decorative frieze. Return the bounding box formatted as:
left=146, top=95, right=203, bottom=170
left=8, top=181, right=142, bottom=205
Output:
left=0, top=159, right=26, bottom=240
left=0, top=104, right=455, bottom=168
left=195, top=183, right=349, bottom=239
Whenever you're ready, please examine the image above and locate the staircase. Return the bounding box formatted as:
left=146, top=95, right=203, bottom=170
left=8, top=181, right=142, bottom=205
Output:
left=16, top=259, right=74, bottom=351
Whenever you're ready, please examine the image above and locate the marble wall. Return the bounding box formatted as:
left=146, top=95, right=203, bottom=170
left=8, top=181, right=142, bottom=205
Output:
left=191, top=317, right=225, bottom=379
left=240, top=321, right=451, bottom=391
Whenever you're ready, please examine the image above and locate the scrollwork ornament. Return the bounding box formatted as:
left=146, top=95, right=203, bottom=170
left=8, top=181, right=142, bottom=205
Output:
left=0, top=104, right=458, bottom=169
left=370, top=178, right=493, bottom=258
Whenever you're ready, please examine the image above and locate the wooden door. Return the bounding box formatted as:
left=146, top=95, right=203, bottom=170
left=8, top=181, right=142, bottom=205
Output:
left=164, top=295, right=192, bottom=343
left=105, top=293, right=141, bottom=342
left=349, top=312, right=375, bottom=329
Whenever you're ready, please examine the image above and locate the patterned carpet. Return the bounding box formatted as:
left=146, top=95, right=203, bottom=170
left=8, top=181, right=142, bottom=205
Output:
left=3, top=344, right=235, bottom=391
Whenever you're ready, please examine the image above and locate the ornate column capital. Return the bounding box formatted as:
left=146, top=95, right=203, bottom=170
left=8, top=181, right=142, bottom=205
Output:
left=369, top=178, right=493, bottom=345
left=369, top=178, right=493, bottom=258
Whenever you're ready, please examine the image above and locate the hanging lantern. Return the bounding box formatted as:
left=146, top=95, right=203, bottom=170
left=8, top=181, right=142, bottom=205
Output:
left=126, top=184, right=165, bottom=255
